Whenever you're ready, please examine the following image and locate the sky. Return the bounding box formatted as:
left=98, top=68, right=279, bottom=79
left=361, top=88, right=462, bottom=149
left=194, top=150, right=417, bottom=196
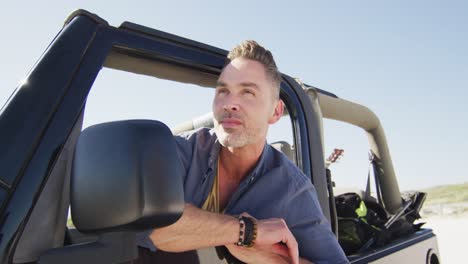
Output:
left=1, top=0, right=467, bottom=190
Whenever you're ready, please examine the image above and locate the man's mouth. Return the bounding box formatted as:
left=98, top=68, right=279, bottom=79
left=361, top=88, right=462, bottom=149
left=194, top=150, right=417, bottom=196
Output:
left=220, top=118, right=242, bottom=128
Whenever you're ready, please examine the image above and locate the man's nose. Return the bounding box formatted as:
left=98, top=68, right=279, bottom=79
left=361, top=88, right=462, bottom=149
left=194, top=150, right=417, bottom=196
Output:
left=223, top=103, right=239, bottom=112
left=221, top=94, right=240, bottom=112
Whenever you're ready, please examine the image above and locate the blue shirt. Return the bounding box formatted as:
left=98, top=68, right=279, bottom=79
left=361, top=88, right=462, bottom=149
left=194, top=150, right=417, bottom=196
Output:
left=141, top=128, right=348, bottom=263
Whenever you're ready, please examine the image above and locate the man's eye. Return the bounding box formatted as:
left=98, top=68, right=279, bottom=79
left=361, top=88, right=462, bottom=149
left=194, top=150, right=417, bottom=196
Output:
left=243, top=90, right=255, bottom=96
left=217, top=89, right=228, bottom=95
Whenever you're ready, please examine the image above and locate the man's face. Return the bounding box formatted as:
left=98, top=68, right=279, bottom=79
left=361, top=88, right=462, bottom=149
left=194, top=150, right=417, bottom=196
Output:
left=213, top=58, right=282, bottom=148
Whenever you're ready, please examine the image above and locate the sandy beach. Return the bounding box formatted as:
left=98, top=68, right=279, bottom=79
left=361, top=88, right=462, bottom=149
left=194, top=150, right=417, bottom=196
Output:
left=419, top=215, right=467, bottom=263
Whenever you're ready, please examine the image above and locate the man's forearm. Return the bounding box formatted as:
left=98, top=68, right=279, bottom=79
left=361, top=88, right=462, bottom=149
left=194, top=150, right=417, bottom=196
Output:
left=150, top=204, right=301, bottom=264
left=149, top=204, right=239, bottom=252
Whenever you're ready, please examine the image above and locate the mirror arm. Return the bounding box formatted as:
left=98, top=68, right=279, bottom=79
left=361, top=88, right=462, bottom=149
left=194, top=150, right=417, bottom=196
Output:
left=39, top=232, right=138, bottom=264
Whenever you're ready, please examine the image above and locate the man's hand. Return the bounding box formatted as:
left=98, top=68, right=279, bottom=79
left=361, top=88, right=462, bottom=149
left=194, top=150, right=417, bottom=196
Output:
left=237, top=213, right=299, bottom=264
left=225, top=243, right=291, bottom=264
left=226, top=243, right=314, bottom=264
left=255, top=218, right=299, bottom=263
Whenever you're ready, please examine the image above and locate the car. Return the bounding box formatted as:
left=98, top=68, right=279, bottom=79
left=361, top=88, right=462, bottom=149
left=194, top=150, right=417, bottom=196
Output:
left=0, top=9, right=440, bottom=264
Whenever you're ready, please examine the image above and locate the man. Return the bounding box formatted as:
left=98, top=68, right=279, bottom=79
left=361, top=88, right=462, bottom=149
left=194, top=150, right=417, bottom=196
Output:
left=139, top=41, right=348, bottom=264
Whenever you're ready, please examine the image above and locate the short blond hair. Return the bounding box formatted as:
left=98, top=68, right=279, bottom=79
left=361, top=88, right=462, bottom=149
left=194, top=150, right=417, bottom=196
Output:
left=226, top=40, right=281, bottom=99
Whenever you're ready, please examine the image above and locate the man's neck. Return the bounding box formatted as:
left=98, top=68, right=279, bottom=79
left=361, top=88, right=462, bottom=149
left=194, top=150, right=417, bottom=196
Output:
left=218, top=141, right=265, bottom=182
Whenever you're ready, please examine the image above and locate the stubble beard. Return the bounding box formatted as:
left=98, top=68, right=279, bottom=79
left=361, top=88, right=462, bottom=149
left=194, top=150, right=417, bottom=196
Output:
left=213, top=120, right=265, bottom=148
left=213, top=107, right=270, bottom=148
left=214, top=123, right=249, bottom=148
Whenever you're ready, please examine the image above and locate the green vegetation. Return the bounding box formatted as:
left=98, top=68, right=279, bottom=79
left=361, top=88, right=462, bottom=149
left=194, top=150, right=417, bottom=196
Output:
left=422, top=182, right=468, bottom=205
left=67, top=218, right=75, bottom=228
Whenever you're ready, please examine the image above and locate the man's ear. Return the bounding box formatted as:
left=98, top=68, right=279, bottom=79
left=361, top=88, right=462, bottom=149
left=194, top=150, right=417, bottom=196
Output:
left=268, top=99, right=284, bottom=125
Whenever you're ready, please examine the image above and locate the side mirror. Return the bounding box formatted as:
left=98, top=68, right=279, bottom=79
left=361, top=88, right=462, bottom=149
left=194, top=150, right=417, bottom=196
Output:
left=71, top=120, right=184, bottom=232
left=40, top=120, right=184, bottom=264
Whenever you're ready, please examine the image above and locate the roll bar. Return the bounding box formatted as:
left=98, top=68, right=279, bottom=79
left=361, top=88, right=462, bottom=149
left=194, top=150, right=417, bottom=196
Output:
left=305, top=87, right=402, bottom=214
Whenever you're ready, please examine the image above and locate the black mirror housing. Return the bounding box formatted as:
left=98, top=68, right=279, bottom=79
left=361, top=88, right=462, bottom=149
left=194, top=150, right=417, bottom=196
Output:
left=71, top=120, right=184, bottom=233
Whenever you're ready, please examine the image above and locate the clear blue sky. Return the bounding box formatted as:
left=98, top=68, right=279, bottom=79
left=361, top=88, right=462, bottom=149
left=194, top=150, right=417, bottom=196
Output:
left=1, top=0, right=466, bottom=190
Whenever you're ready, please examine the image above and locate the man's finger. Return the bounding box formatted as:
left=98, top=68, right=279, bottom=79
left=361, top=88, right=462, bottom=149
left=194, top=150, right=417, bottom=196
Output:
left=271, top=243, right=290, bottom=258
left=251, top=217, right=300, bottom=264
left=284, top=230, right=299, bottom=264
